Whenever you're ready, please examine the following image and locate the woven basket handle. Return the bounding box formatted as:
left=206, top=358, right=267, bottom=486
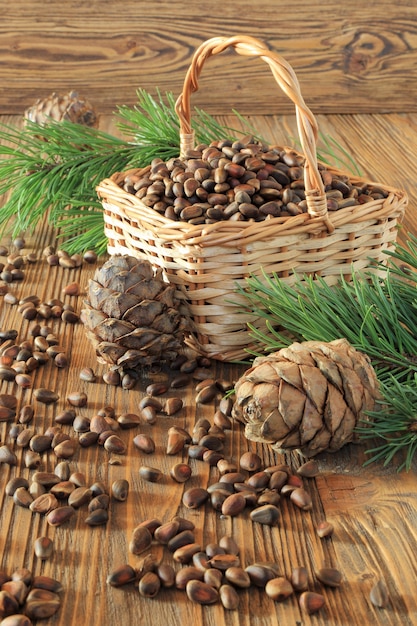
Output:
left=175, top=35, right=332, bottom=229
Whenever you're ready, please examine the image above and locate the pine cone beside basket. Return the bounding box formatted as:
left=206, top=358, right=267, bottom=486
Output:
left=81, top=255, right=186, bottom=374
left=232, top=339, right=380, bottom=457
left=24, top=90, right=99, bottom=127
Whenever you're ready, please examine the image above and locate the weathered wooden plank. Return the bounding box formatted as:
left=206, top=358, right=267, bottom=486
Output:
left=0, top=1, right=417, bottom=114
left=0, top=113, right=416, bottom=626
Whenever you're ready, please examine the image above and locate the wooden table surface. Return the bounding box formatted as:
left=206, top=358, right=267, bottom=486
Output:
left=0, top=112, right=416, bottom=626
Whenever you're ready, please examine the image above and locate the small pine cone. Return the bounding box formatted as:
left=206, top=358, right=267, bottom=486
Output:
left=24, top=90, right=99, bottom=127
left=232, top=338, right=380, bottom=457
left=81, top=255, right=186, bottom=374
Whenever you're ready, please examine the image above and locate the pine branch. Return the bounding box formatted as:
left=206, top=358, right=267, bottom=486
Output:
left=117, top=89, right=260, bottom=147
left=379, top=231, right=417, bottom=281
left=357, top=375, right=417, bottom=472
left=0, top=121, right=139, bottom=249
left=289, top=131, right=363, bottom=176
left=239, top=233, right=417, bottom=469
left=241, top=268, right=417, bottom=384
left=316, top=132, right=363, bottom=176
left=53, top=204, right=109, bottom=256
left=0, top=89, right=257, bottom=253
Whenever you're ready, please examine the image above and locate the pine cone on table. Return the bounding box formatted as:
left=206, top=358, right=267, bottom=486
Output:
left=81, top=255, right=186, bottom=375
left=24, top=90, right=99, bottom=127
left=232, top=338, right=380, bottom=457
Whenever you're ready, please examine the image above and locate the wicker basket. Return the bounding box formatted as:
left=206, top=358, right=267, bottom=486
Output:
left=97, top=35, right=407, bottom=362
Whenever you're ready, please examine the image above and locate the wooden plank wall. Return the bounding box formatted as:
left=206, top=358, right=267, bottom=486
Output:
left=1, top=0, right=417, bottom=116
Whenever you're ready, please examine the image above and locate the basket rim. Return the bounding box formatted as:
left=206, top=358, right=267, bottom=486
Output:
left=97, top=161, right=407, bottom=248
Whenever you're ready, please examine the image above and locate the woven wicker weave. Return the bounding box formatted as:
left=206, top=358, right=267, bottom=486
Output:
left=97, top=35, right=407, bottom=362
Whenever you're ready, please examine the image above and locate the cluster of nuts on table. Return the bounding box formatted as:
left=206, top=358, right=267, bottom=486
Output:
left=0, top=239, right=390, bottom=624
left=117, top=137, right=388, bottom=224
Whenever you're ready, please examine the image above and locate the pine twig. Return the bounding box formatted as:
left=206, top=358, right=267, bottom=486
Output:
left=238, top=236, right=417, bottom=470
left=358, top=375, right=417, bottom=472
left=317, top=132, right=363, bottom=176
left=0, top=89, right=257, bottom=253
left=241, top=268, right=417, bottom=384
left=289, top=131, right=363, bottom=176
left=0, top=120, right=138, bottom=250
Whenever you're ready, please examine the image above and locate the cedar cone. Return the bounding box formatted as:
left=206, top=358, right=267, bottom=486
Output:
left=232, top=338, right=380, bottom=457
left=81, top=255, right=186, bottom=374
left=24, top=90, right=99, bottom=127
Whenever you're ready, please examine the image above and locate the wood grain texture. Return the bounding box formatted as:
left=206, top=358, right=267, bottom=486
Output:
left=1, top=1, right=417, bottom=115
left=0, top=112, right=416, bottom=625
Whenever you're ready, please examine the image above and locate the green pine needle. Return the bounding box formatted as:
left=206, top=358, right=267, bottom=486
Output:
left=290, top=131, right=363, bottom=176
left=53, top=204, right=109, bottom=256
left=241, top=268, right=417, bottom=384
left=0, top=120, right=138, bottom=249
left=316, top=132, right=363, bottom=176
left=117, top=89, right=256, bottom=149
left=358, top=375, right=417, bottom=472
